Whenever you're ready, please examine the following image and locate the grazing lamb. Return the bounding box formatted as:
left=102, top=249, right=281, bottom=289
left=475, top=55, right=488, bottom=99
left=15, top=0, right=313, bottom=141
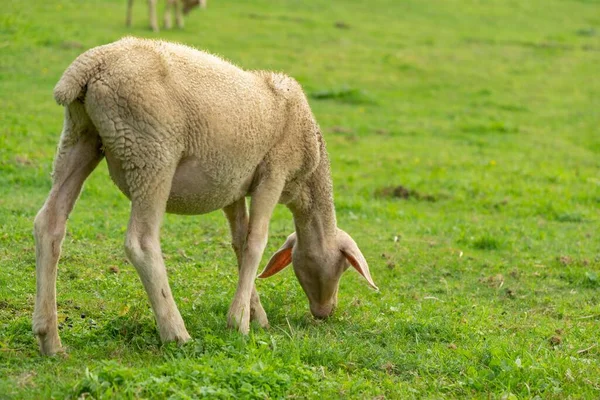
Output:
left=33, top=37, right=377, bottom=356
left=126, top=0, right=207, bottom=32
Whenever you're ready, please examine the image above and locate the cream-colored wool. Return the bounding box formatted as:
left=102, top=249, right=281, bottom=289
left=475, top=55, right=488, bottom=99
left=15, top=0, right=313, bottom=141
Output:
left=126, top=0, right=207, bottom=32
left=34, top=37, right=377, bottom=355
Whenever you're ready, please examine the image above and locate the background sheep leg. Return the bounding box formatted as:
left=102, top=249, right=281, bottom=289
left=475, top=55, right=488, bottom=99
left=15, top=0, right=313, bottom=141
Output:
left=33, top=112, right=103, bottom=355
left=148, top=0, right=159, bottom=32
left=163, top=0, right=174, bottom=29
left=124, top=169, right=191, bottom=344
left=174, top=0, right=184, bottom=28
left=227, top=180, right=284, bottom=334
left=126, top=0, right=134, bottom=27
left=223, top=198, right=269, bottom=328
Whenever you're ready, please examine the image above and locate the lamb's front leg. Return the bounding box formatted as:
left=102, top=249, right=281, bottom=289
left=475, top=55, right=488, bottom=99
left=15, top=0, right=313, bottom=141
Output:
left=227, top=181, right=283, bottom=334
left=223, top=198, right=268, bottom=329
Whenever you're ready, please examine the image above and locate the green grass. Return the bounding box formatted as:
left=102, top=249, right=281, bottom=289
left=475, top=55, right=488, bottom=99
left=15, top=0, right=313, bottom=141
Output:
left=1, top=0, right=600, bottom=398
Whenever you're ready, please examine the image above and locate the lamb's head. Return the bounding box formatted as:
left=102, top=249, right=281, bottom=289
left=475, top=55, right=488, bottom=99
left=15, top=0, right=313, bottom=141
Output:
left=258, top=229, right=378, bottom=318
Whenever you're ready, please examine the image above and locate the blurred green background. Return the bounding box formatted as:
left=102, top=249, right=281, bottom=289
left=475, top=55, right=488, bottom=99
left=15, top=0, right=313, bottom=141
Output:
left=1, top=0, right=599, bottom=398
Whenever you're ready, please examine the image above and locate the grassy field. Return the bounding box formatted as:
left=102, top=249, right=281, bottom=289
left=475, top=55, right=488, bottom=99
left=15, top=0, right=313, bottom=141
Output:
left=1, top=0, right=599, bottom=398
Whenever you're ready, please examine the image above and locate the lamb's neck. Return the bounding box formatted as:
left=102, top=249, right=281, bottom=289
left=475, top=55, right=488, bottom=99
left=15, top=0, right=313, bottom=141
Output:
left=289, top=150, right=338, bottom=252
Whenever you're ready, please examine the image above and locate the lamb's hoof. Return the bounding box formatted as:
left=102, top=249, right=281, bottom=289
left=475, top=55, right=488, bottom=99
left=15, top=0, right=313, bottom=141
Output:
left=227, top=304, right=250, bottom=335
left=161, top=329, right=191, bottom=345
left=176, top=332, right=192, bottom=345
left=33, top=320, right=63, bottom=356
left=36, top=333, right=63, bottom=356
left=251, top=304, right=269, bottom=329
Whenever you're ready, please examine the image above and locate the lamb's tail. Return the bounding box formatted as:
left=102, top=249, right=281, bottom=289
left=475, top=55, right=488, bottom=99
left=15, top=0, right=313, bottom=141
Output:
left=53, top=46, right=105, bottom=106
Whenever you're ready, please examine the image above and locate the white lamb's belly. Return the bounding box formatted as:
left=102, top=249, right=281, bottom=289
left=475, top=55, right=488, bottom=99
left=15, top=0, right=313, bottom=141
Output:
left=166, top=156, right=253, bottom=215
left=105, top=151, right=254, bottom=215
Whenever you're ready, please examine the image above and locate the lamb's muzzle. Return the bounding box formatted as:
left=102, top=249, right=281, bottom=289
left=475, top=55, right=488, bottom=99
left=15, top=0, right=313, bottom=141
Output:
left=34, top=37, right=377, bottom=355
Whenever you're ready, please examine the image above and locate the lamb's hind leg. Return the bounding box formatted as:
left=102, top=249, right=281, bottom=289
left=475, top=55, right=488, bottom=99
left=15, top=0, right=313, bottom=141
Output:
left=223, top=198, right=269, bottom=328
left=227, top=178, right=284, bottom=334
left=124, top=163, right=190, bottom=344
left=33, top=104, right=103, bottom=355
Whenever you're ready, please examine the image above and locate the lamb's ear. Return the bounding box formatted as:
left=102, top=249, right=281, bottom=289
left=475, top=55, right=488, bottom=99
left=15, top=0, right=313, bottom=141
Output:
left=258, top=233, right=296, bottom=278
left=338, top=230, right=379, bottom=291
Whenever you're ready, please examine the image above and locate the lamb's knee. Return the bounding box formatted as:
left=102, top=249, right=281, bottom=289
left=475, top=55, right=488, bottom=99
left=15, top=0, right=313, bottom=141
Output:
left=243, top=242, right=258, bottom=257
left=124, top=235, right=143, bottom=265
left=34, top=208, right=65, bottom=256
left=124, top=233, right=158, bottom=266
left=244, top=235, right=267, bottom=255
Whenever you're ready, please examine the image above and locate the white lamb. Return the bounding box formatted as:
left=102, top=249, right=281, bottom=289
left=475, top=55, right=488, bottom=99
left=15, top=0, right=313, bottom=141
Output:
left=33, top=37, right=377, bottom=356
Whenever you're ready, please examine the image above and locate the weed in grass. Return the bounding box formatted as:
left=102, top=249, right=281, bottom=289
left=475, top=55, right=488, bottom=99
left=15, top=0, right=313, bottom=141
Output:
left=310, top=86, right=376, bottom=105
left=472, top=235, right=502, bottom=250
left=375, top=185, right=438, bottom=202
left=460, top=120, right=519, bottom=135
